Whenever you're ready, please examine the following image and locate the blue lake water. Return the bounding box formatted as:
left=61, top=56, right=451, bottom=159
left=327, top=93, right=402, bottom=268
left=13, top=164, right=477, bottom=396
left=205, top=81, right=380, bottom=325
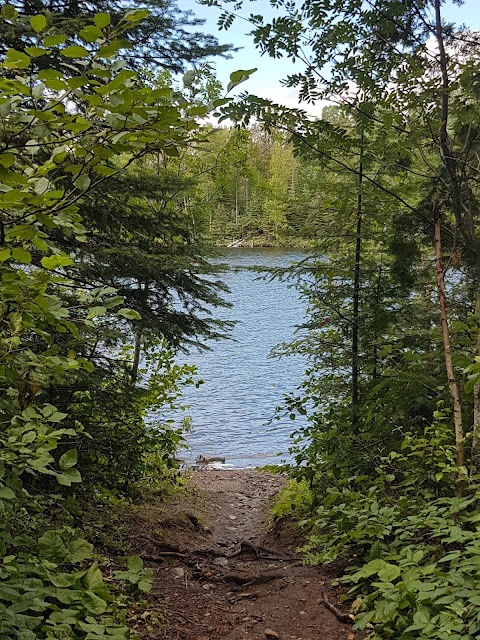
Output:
left=172, top=248, right=309, bottom=468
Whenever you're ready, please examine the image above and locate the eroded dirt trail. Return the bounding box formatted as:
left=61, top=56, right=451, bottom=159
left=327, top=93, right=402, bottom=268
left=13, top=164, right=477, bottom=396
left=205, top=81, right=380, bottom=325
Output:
left=132, top=470, right=355, bottom=640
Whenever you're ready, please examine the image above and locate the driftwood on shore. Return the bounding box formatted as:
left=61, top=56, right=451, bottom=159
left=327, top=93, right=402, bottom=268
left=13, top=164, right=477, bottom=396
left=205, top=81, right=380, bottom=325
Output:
left=196, top=454, right=226, bottom=465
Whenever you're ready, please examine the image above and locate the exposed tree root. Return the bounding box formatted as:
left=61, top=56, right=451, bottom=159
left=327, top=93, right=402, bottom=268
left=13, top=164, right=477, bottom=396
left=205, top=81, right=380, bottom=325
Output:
left=215, top=571, right=285, bottom=586
left=226, top=540, right=294, bottom=561
left=321, top=590, right=353, bottom=624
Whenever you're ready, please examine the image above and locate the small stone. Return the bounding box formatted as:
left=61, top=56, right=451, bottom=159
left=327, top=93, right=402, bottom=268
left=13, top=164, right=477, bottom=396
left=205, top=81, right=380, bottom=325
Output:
left=299, top=611, right=306, bottom=615
left=213, top=556, right=229, bottom=567
left=265, top=629, right=279, bottom=639
left=202, top=583, right=212, bottom=590
left=172, top=567, right=184, bottom=578
left=229, top=515, right=237, bottom=520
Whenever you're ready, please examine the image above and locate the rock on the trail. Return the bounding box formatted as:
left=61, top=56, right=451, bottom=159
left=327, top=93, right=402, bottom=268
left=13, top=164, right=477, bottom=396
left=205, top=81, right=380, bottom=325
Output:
left=213, top=556, right=229, bottom=567
left=172, top=567, right=184, bottom=578
left=264, top=629, right=280, bottom=639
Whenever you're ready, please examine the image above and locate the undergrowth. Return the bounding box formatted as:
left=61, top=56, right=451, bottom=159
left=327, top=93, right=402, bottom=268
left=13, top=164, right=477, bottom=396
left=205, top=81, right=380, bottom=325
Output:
left=278, top=415, right=480, bottom=639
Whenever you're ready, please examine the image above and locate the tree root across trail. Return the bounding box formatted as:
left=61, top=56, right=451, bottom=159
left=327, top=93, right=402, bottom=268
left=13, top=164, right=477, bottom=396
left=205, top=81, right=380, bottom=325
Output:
left=128, top=469, right=356, bottom=640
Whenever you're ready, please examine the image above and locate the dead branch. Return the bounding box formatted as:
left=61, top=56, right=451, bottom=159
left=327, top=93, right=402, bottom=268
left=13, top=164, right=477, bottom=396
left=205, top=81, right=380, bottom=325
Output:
left=321, top=589, right=353, bottom=624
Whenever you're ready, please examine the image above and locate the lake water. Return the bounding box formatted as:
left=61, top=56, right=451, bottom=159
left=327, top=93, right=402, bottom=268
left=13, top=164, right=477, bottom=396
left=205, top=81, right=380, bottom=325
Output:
left=174, top=248, right=308, bottom=468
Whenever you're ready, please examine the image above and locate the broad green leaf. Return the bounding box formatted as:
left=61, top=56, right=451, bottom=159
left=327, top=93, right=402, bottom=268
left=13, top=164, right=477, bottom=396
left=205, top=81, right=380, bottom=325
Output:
left=25, top=46, right=47, bottom=57
left=83, top=561, right=104, bottom=592
left=0, top=152, right=15, bottom=168
left=80, top=25, right=103, bottom=42
left=227, top=68, right=257, bottom=91
left=94, top=12, right=111, bottom=28
left=43, top=34, right=67, bottom=46
left=81, top=591, right=107, bottom=614
left=59, top=449, right=78, bottom=470
left=138, top=578, right=152, bottom=592
left=125, top=9, right=150, bottom=21
left=4, top=48, right=31, bottom=69
left=0, top=485, right=15, bottom=500
left=30, top=14, right=47, bottom=33
left=41, top=254, right=73, bottom=269
left=127, top=555, right=143, bottom=572
left=183, top=70, right=195, bottom=87
left=1, top=4, right=17, bottom=19
left=377, top=563, right=401, bottom=582
left=38, top=531, right=68, bottom=562
left=12, top=248, right=32, bottom=264
left=57, top=468, right=82, bottom=485
left=67, top=538, right=93, bottom=563
left=62, top=45, right=89, bottom=58
left=74, top=174, right=91, bottom=191
left=117, top=308, right=142, bottom=320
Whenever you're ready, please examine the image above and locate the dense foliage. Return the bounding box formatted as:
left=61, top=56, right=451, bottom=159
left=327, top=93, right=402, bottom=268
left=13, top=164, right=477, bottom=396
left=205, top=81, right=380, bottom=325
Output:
left=0, top=2, right=235, bottom=637
left=203, top=0, right=480, bottom=638
left=4, top=0, right=480, bottom=637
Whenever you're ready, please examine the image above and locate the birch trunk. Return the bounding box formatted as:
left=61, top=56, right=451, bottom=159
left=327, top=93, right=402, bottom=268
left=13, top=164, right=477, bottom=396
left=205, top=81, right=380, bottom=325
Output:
left=434, top=205, right=464, bottom=467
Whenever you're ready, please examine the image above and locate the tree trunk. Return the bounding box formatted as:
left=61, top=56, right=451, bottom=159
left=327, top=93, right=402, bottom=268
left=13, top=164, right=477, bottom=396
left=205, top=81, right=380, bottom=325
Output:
left=131, top=327, right=142, bottom=383
left=372, top=262, right=382, bottom=381
left=471, top=289, right=480, bottom=470
left=434, top=203, right=464, bottom=467
left=352, top=128, right=364, bottom=429
left=434, top=0, right=462, bottom=223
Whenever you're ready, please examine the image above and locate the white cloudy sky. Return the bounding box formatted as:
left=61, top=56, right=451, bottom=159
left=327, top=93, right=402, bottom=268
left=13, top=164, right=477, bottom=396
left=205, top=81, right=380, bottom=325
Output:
left=181, top=0, right=480, bottom=116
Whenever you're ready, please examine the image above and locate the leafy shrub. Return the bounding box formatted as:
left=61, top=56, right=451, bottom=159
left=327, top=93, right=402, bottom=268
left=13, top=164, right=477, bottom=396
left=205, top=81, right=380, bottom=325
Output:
left=0, top=7, right=200, bottom=638
left=297, top=416, right=480, bottom=639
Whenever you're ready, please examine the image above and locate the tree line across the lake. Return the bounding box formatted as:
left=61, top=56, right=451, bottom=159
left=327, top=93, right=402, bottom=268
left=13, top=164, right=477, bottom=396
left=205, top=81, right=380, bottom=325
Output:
left=1, top=0, right=480, bottom=639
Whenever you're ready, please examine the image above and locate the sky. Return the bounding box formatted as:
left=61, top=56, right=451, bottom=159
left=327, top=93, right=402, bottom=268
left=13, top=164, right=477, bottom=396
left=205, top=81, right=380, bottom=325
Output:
left=181, top=0, right=480, bottom=116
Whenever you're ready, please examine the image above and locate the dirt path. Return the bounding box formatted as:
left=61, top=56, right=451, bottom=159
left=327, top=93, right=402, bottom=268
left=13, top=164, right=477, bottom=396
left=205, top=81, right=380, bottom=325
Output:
left=131, top=470, right=355, bottom=640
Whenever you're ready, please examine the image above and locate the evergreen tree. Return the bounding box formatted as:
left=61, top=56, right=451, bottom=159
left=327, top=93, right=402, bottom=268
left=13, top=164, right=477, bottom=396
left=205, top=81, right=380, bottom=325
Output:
left=1, top=0, right=232, bottom=71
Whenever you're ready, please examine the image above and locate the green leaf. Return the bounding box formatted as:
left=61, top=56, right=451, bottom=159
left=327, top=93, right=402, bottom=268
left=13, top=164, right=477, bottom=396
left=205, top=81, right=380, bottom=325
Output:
left=83, top=561, right=104, bottom=592
left=138, top=578, right=152, bottom=592
left=67, top=538, right=93, bottom=563
left=74, top=174, right=91, bottom=191
left=0, top=152, right=15, bottom=168
left=0, top=485, right=15, bottom=500
left=80, top=25, right=103, bottom=43
left=1, top=4, right=17, bottom=19
left=62, top=45, right=89, bottom=58
left=59, top=449, right=78, bottom=470
left=57, top=468, right=82, bottom=486
left=38, top=531, right=68, bottom=562
left=0, top=249, right=11, bottom=261
left=12, top=248, right=32, bottom=264
left=43, top=34, right=67, bottom=46
left=4, top=48, right=31, bottom=69
left=117, top=308, right=142, bottom=320
left=41, top=254, right=73, bottom=269
left=94, top=12, right=111, bottom=28
left=81, top=591, right=107, bottom=614
left=25, top=46, right=47, bottom=57
left=30, top=14, right=47, bottom=33
left=377, top=563, right=401, bottom=582
left=127, top=555, right=143, bottom=572
left=125, top=9, right=150, bottom=21
left=227, top=68, right=257, bottom=91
